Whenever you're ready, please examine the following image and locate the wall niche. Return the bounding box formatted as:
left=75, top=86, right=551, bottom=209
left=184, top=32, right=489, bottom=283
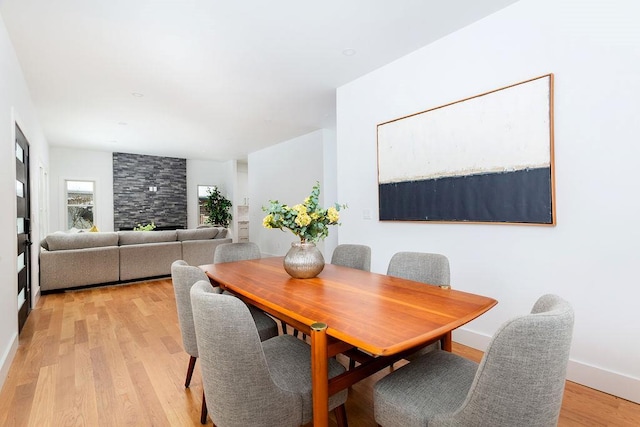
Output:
left=113, top=152, right=187, bottom=230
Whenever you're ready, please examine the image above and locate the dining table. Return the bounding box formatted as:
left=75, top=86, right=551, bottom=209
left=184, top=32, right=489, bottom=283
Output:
left=200, top=256, right=497, bottom=427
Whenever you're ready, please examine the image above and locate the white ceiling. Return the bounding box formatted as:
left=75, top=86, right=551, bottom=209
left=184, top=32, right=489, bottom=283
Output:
left=1, top=0, right=519, bottom=161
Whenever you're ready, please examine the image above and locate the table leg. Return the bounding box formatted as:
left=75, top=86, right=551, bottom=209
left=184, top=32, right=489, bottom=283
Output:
left=310, top=322, right=329, bottom=427
left=441, top=331, right=452, bottom=352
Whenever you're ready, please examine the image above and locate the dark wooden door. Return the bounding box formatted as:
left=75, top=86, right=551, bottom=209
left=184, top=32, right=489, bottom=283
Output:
left=16, top=124, right=31, bottom=333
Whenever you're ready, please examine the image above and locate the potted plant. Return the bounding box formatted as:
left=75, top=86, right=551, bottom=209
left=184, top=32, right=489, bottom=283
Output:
left=205, top=186, right=233, bottom=228
left=262, top=182, right=346, bottom=278
left=133, top=222, right=156, bottom=231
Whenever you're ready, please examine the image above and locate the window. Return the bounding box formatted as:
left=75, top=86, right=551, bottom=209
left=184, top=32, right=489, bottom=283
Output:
left=198, top=185, right=215, bottom=225
left=66, top=180, right=95, bottom=229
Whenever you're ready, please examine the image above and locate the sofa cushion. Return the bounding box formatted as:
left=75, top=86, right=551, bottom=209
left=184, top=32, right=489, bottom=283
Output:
left=181, top=237, right=232, bottom=266
left=41, top=230, right=77, bottom=250
left=119, top=241, right=182, bottom=280
left=176, top=228, right=219, bottom=241
left=46, top=232, right=119, bottom=251
left=40, top=246, right=120, bottom=291
left=118, top=230, right=177, bottom=245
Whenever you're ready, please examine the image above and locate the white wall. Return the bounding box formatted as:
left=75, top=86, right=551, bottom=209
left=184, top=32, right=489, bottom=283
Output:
left=0, top=15, right=49, bottom=389
left=336, top=0, right=640, bottom=402
left=237, top=161, right=248, bottom=205
left=224, top=159, right=239, bottom=240
left=248, top=129, right=339, bottom=257
left=321, top=129, right=339, bottom=255
left=49, top=147, right=114, bottom=232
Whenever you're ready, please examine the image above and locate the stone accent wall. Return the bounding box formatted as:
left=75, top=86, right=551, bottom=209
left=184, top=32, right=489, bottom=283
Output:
left=113, top=152, right=187, bottom=230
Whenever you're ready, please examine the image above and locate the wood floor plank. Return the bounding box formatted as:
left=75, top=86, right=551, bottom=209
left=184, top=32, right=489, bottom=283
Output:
left=0, top=380, right=36, bottom=426
left=127, top=360, right=171, bottom=426
left=74, top=341, right=99, bottom=426
left=160, top=335, right=183, bottom=355
left=26, top=364, right=58, bottom=426
left=90, top=345, right=125, bottom=426
left=74, top=319, right=89, bottom=345
left=0, top=279, right=637, bottom=427
left=17, top=330, right=49, bottom=385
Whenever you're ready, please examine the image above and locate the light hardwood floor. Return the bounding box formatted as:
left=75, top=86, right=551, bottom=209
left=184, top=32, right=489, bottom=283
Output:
left=1, top=279, right=638, bottom=426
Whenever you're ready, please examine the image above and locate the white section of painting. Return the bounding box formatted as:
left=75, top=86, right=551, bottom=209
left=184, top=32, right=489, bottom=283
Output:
left=378, top=76, right=551, bottom=184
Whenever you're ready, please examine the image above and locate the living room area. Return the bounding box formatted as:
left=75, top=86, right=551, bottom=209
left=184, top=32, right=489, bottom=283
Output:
left=2, top=0, right=640, bottom=425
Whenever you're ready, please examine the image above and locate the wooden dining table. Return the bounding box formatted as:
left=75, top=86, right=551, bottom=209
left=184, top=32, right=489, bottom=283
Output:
left=201, top=256, right=497, bottom=427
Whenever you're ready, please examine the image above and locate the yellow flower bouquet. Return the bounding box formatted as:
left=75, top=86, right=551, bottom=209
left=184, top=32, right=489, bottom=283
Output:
left=262, top=182, right=345, bottom=243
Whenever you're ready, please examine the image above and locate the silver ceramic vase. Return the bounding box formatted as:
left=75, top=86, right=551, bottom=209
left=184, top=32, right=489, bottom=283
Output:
left=283, top=241, right=325, bottom=279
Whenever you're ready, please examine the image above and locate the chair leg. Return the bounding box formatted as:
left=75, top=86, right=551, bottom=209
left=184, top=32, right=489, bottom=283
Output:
left=334, top=404, right=348, bottom=427
left=185, top=356, right=197, bottom=388
left=200, top=390, right=208, bottom=424
left=280, top=319, right=288, bottom=335
left=292, top=329, right=307, bottom=341
left=348, top=358, right=356, bottom=370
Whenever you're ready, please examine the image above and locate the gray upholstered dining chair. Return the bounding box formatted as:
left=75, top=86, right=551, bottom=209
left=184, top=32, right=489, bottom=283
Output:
left=386, top=251, right=450, bottom=287
left=389, top=252, right=451, bottom=357
left=346, top=251, right=451, bottom=369
left=170, top=260, right=278, bottom=424
left=213, top=242, right=289, bottom=335
left=190, top=280, right=349, bottom=427
left=339, top=251, right=452, bottom=370
left=331, top=244, right=372, bottom=272
left=374, top=294, right=574, bottom=427
left=213, top=242, right=261, bottom=264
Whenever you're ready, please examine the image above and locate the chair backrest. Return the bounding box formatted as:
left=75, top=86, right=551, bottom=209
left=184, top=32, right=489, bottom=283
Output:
left=190, top=280, right=301, bottom=427
left=214, top=242, right=261, bottom=264
left=170, top=260, right=209, bottom=357
left=434, top=294, right=575, bottom=427
left=331, top=244, right=371, bottom=272
left=387, top=252, right=450, bottom=286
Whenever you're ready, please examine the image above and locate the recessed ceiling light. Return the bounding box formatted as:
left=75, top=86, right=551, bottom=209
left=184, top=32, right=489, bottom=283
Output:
left=342, top=48, right=356, bottom=56
left=131, top=92, right=144, bottom=97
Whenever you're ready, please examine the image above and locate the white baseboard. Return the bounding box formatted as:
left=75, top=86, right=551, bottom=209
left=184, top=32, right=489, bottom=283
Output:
left=452, top=327, right=492, bottom=351
left=453, top=328, right=640, bottom=404
left=566, top=359, right=640, bottom=404
left=33, top=286, right=41, bottom=307
left=1, top=285, right=40, bottom=390
left=0, top=331, right=19, bottom=390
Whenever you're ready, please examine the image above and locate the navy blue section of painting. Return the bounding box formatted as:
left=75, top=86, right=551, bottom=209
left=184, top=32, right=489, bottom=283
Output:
left=379, top=167, right=552, bottom=224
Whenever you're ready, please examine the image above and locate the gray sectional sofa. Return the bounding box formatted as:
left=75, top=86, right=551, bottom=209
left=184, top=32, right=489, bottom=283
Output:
left=39, top=227, right=231, bottom=292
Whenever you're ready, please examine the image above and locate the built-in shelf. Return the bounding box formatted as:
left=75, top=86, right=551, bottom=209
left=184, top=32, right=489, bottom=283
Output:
left=237, top=220, right=249, bottom=242
left=237, top=205, right=249, bottom=221
left=237, top=205, right=249, bottom=242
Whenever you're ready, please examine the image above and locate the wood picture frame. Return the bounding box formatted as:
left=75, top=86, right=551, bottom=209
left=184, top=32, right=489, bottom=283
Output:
left=377, top=74, right=555, bottom=225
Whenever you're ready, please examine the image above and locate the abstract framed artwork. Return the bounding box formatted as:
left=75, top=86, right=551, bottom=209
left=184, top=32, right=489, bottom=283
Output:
left=377, top=74, right=555, bottom=225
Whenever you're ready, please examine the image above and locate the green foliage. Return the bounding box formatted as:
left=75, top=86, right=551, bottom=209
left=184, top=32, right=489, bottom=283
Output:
left=67, top=193, right=94, bottom=229
left=262, top=182, right=346, bottom=243
left=67, top=206, right=94, bottom=229
left=205, top=187, right=233, bottom=228
left=134, top=222, right=156, bottom=231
